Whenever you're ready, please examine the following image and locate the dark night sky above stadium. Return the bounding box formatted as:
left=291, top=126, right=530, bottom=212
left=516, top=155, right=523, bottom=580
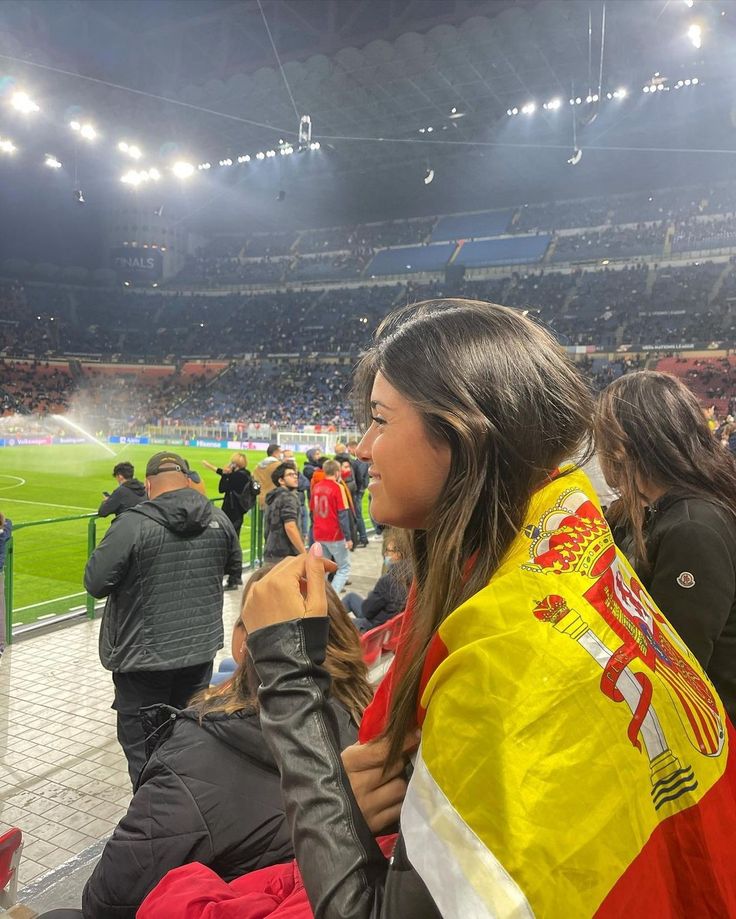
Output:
left=1, top=0, right=735, bottom=266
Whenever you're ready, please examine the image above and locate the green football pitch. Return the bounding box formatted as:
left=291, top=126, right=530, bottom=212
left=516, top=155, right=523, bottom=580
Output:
left=0, top=443, right=295, bottom=629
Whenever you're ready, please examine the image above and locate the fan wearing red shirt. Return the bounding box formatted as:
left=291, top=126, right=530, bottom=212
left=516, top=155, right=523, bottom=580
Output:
left=310, top=459, right=353, bottom=593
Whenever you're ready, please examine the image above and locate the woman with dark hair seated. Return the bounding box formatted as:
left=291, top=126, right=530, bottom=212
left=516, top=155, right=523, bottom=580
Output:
left=37, top=568, right=371, bottom=919
left=595, top=369, right=736, bottom=722
left=342, top=533, right=411, bottom=632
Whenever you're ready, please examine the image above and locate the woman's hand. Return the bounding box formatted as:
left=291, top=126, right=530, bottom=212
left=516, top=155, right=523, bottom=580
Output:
left=342, top=733, right=419, bottom=834
left=241, top=543, right=337, bottom=634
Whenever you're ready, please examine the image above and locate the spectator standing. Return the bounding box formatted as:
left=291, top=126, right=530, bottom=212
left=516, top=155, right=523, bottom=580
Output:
left=84, top=452, right=242, bottom=786
left=311, top=459, right=352, bottom=592
left=201, top=454, right=257, bottom=589
left=347, top=439, right=370, bottom=546
left=253, top=444, right=283, bottom=509
left=595, top=371, right=736, bottom=722
left=263, top=463, right=306, bottom=563
left=0, top=511, right=11, bottom=654
left=342, top=535, right=411, bottom=632
left=283, top=450, right=309, bottom=540
left=97, top=462, right=146, bottom=518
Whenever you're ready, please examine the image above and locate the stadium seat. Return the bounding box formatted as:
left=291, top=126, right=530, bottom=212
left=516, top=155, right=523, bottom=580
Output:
left=0, top=828, right=23, bottom=910
left=360, top=613, right=405, bottom=665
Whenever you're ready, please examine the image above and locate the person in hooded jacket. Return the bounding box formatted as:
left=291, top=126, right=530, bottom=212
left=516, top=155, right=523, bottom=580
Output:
left=84, top=452, right=242, bottom=787
left=36, top=570, right=372, bottom=919
left=97, top=462, right=146, bottom=518
left=342, top=535, right=411, bottom=633
left=263, top=463, right=305, bottom=563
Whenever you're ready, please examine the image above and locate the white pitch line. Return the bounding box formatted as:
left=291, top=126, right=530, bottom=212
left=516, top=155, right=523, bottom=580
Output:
left=0, top=497, right=97, bottom=512
left=14, top=591, right=87, bottom=612
left=0, top=475, right=26, bottom=490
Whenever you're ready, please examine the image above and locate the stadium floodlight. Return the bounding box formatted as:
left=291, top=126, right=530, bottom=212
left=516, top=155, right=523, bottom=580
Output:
left=688, top=23, right=702, bottom=48
left=511, top=107, right=519, bottom=115
left=423, top=167, right=434, bottom=185
left=614, top=87, right=627, bottom=98
left=309, top=141, right=321, bottom=151
left=567, top=147, right=583, bottom=166
left=197, top=162, right=211, bottom=170
left=69, top=120, right=81, bottom=131
left=237, top=154, right=250, bottom=163
left=121, top=169, right=143, bottom=186
left=0, top=138, right=16, bottom=154
left=118, top=141, right=129, bottom=152
left=11, top=91, right=39, bottom=114
left=684, top=0, right=694, bottom=6
left=575, top=97, right=582, bottom=105
left=172, top=161, right=194, bottom=179
left=77, top=123, right=96, bottom=141
left=266, top=149, right=276, bottom=157
left=546, top=98, right=561, bottom=111
left=44, top=154, right=62, bottom=169
left=147, top=168, right=161, bottom=181
left=256, top=151, right=265, bottom=160
left=692, top=76, right=699, bottom=85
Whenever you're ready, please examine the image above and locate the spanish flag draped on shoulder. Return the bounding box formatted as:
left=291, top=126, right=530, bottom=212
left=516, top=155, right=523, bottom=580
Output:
left=397, top=467, right=736, bottom=918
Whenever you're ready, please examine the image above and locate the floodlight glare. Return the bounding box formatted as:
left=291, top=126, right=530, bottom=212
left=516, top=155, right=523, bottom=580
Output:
left=547, top=98, right=561, bottom=110
left=44, top=154, right=62, bottom=169
left=70, top=120, right=81, bottom=131
left=128, top=145, right=142, bottom=160
left=266, top=149, right=276, bottom=157
left=121, top=170, right=142, bottom=186
left=423, top=167, right=434, bottom=185
left=172, top=161, right=194, bottom=179
left=80, top=124, right=96, bottom=140
left=692, top=76, right=699, bottom=85
left=256, top=151, right=265, bottom=160
left=521, top=102, right=536, bottom=115
left=614, top=87, right=627, bottom=98
left=147, top=168, right=161, bottom=181
left=512, top=107, right=519, bottom=115
left=688, top=23, right=702, bottom=48
left=0, top=138, right=16, bottom=154
left=118, top=141, right=129, bottom=152
left=684, top=0, right=694, bottom=6
left=11, top=91, right=39, bottom=114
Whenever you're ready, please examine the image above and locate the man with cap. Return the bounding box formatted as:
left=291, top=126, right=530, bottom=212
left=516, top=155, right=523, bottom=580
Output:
left=84, top=452, right=242, bottom=786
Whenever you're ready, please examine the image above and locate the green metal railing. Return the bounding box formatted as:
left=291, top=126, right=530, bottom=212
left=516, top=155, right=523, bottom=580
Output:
left=3, top=502, right=264, bottom=646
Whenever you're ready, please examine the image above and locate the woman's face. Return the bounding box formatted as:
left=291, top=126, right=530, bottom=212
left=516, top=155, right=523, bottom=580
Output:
left=357, top=371, right=451, bottom=529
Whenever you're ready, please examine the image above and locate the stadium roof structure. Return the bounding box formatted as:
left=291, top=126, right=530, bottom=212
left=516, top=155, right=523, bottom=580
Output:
left=1, top=0, right=735, bottom=230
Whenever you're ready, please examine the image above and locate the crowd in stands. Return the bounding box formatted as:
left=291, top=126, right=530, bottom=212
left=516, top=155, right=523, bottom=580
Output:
left=672, top=215, right=736, bottom=254
left=552, top=223, right=666, bottom=263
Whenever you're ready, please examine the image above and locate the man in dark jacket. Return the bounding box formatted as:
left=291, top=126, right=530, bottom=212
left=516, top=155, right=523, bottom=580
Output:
left=347, top=440, right=370, bottom=547
left=263, top=463, right=305, bottom=563
left=84, top=452, right=242, bottom=786
left=97, top=462, right=146, bottom=518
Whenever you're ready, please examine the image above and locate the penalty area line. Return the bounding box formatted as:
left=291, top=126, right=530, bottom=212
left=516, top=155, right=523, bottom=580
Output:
left=0, top=497, right=97, bottom=512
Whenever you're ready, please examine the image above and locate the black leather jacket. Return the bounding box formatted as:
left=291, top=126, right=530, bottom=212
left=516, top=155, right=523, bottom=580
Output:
left=249, top=618, right=440, bottom=918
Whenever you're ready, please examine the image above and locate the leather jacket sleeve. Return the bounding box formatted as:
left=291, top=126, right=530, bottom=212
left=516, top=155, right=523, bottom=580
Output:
left=249, top=618, right=389, bottom=917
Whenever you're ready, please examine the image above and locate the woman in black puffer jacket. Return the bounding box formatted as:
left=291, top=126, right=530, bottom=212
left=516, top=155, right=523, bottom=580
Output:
left=595, top=370, right=736, bottom=723
left=40, top=569, right=372, bottom=919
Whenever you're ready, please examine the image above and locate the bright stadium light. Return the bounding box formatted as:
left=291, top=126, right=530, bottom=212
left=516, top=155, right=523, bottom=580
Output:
left=121, top=169, right=143, bottom=186
left=44, top=154, right=62, bottom=169
left=684, top=0, right=694, bottom=7
left=237, top=154, right=250, bottom=163
left=521, top=102, right=536, bottom=115
left=511, top=107, right=519, bottom=115
left=266, top=149, right=276, bottom=157
left=128, top=145, right=142, bottom=160
left=614, top=87, right=627, bottom=99
left=544, top=98, right=561, bottom=110
left=172, top=160, right=194, bottom=179
left=688, top=23, right=702, bottom=47
left=73, top=123, right=96, bottom=140
left=0, top=138, right=16, bottom=154
left=256, top=151, right=265, bottom=160
left=69, top=120, right=81, bottom=131
left=11, top=91, right=39, bottom=114
left=147, top=167, right=161, bottom=181
left=692, top=76, right=699, bottom=85
left=309, top=141, right=320, bottom=150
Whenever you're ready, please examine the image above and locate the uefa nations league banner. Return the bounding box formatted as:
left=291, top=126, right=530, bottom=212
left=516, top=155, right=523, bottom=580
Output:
left=111, top=247, right=163, bottom=282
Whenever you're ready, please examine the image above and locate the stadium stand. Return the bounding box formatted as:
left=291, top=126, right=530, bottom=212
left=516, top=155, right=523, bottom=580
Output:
left=551, top=223, right=666, bottom=263
left=366, top=242, right=456, bottom=276
left=430, top=210, right=513, bottom=242
left=455, top=234, right=551, bottom=268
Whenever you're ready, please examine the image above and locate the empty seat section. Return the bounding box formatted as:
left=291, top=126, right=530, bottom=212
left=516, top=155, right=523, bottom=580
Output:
left=366, top=243, right=455, bottom=276
left=456, top=234, right=550, bottom=268
left=431, top=210, right=513, bottom=242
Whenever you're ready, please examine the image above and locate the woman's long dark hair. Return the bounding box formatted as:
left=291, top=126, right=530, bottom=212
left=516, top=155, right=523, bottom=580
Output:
left=191, top=567, right=373, bottom=724
left=595, top=370, right=736, bottom=571
left=353, top=299, right=594, bottom=766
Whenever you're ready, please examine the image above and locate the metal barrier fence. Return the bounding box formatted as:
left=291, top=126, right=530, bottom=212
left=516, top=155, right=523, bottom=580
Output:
left=3, top=503, right=264, bottom=646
